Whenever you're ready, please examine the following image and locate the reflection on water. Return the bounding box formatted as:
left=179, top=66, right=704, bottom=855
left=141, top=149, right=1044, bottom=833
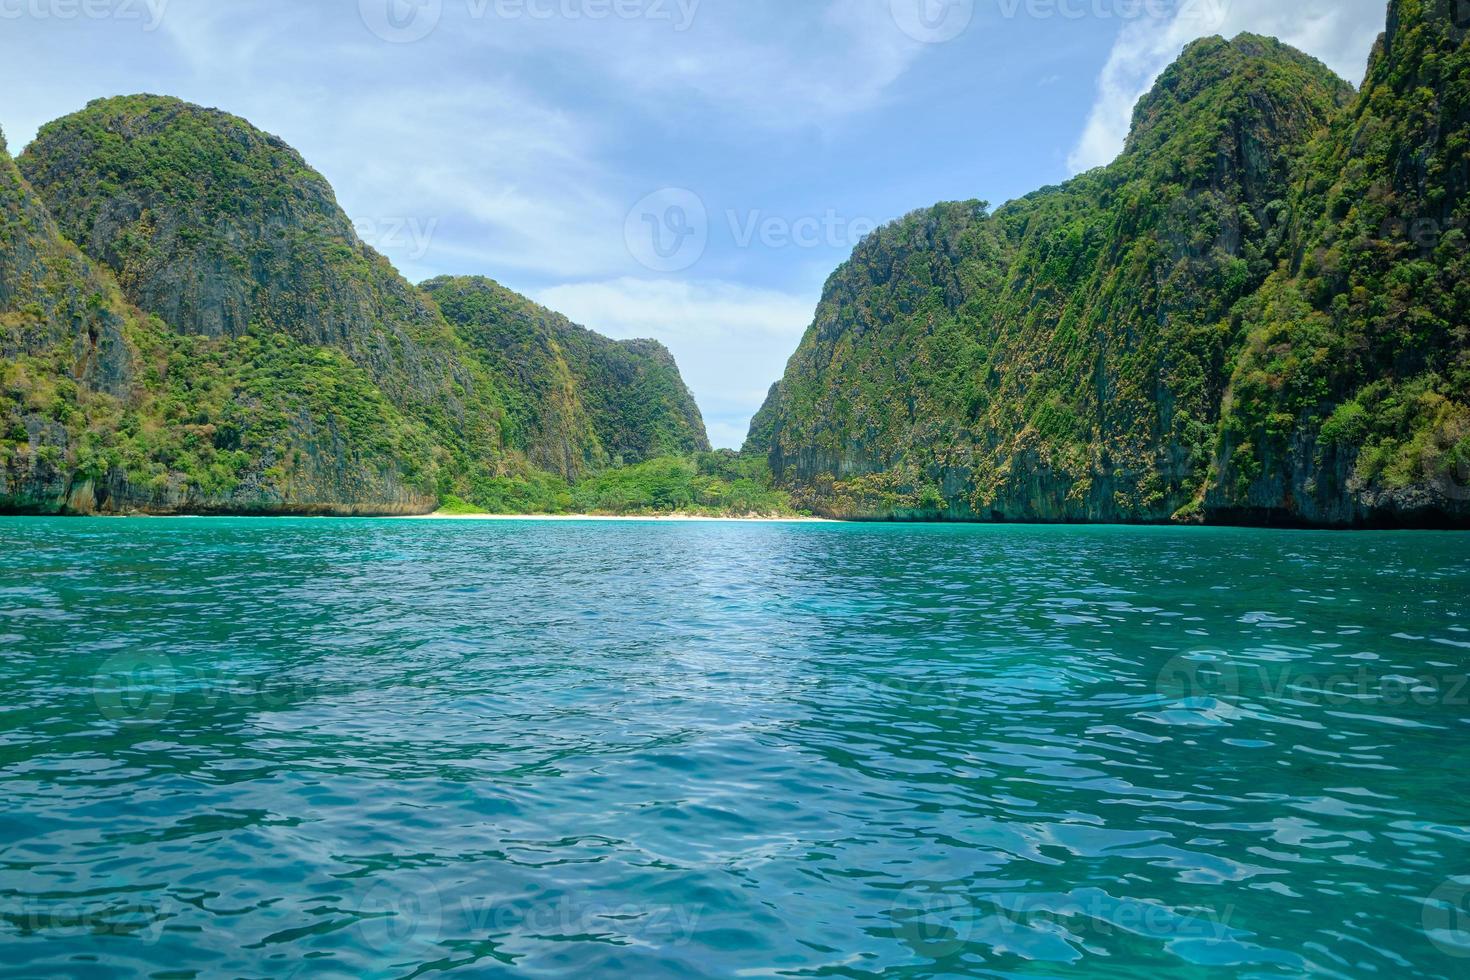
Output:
left=1, top=518, right=1468, bottom=977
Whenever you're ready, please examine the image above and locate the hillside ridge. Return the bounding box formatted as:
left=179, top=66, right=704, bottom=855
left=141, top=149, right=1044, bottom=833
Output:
left=747, top=0, right=1468, bottom=528
left=1, top=97, right=710, bottom=514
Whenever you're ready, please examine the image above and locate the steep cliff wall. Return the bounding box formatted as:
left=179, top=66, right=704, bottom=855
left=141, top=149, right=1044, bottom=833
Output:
left=750, top=3, right=1469, bottom=528
left=425, top=276, right=709, bottom=480
left=1, top=98, right=711, bottom=514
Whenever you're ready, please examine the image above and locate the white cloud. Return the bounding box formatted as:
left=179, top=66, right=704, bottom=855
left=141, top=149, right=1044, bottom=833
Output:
left=308, top=87, right=630, bottom=281
left=156, top=0, right=313, bottom=74
left=102, top=0, right=938, bottom=284
left=533, top=278, right=816, bottom=448
left=637, top=0, right=930, bottom=127
left=435, top=0, right=936, bottom=130
left=1068, top=0, right=1387, bottom=173
left=0, top=0, right=945, bottom=445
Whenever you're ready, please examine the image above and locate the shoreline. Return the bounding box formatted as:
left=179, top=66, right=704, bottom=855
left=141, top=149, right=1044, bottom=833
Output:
left=1, top=512, right=1465, bottom=530
left=403, top=512, right=835, bottom=523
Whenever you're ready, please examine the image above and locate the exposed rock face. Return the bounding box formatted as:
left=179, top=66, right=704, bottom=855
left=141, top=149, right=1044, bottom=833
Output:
left=1, top=99, right=710, bottom=515
left=0, top=126, right=135, bottom=397
left=0, top=107, right=456, bottom=516
left=1208, top=0, right=1470, bottom=526
left=425, top=276, right=709, bottom=480
left=1, top=124, right=141, bottom=511
left=19, top=95, right=508, bottom=479
left=750, top=4, right=1470, bottom=528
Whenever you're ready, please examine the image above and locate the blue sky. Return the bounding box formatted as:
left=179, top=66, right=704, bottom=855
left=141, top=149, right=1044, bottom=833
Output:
left=0, top=0, right=1387, bottom=447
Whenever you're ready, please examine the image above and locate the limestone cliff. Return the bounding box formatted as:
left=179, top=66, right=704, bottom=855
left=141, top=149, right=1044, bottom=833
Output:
left=750, top=3, right=1469, bottom=528
left=1, top=98, right=710, bottom=514
left=425, top=276, right=709, bottom=480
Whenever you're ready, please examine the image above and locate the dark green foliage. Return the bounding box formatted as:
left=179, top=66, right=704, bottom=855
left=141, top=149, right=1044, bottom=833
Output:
left=568, top=452, right=793, bottom=516
left=752, top=4, right=1470, bottom=527
left=466, top=469, right=575, bottom=515
left=2, top=99, right=714, bottom=515
left=425, top=451, right=792, bottom=517
left=117, top=329, right=438, bottom=500
left=1213, top=0, right=1470, bottom=521
left=17, top=95, right=510, bottom=503
left=423, top=276, right=709, bottom=479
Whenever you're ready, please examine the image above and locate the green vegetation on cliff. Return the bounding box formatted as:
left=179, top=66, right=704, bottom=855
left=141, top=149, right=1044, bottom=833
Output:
left=1, top=96, right=715, bottom=515
left=424, top=275, right=709, bottom=478
left=569, top=452, right=792, bottom=516
left=16, top=94, right=507, bottom=509
left=11, top=2, right=1462, bottom=526
left=432, top=452, right=795, bottom=518
left=1213, top=0, right=1470, bottom=523
left=750, top=1, right=1470, bottom=527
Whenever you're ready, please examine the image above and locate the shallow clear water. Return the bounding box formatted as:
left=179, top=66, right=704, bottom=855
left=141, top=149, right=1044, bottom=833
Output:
left=1, top=518, right=1469, bottom=978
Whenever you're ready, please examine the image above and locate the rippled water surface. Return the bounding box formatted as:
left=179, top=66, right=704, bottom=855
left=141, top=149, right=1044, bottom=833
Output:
left=2, top=518, right=1470, bottom=978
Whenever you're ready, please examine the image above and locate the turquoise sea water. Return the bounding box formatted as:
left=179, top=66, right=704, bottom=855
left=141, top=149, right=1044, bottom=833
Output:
left=1, top=518, right=1469, bottom=978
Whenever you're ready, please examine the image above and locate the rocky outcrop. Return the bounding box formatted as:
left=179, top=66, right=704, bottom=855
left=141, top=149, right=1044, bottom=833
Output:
left=2, top=99, right=711, bottom=515
left=18, top=96, right=510, bottom=481
left=1, top=121, right=446, bottom=515
left=0, top=126, right=136, bottom=395
left=425, top=276, right=709, bottom=480
left=1208, top=0, right=1470, bottom=526
left=2, top=124, right=139, bottom=511
left=750, top=4, right=1470, bottom=528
